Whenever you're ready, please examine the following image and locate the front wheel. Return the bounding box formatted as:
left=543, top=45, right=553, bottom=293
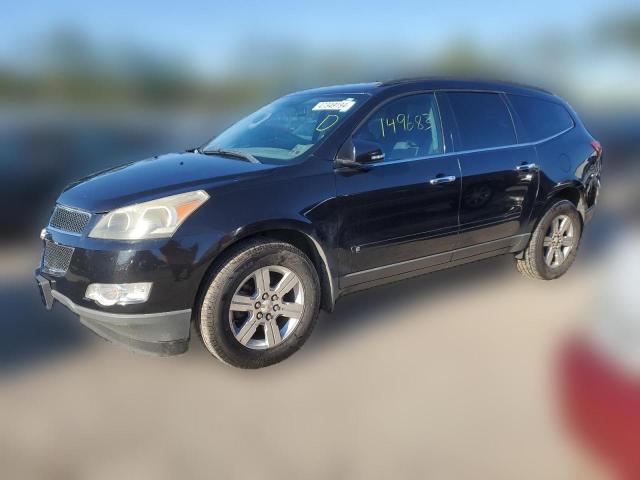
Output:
left=198, top=239, right=320, bottom=368
left=516, top=200, right=583, bottom=280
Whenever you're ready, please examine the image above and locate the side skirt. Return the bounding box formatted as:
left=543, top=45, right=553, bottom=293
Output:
left=338, top=233, right=530, bottom=295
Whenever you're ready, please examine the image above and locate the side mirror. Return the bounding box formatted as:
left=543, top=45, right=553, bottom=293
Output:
left=335, top=138, right=384, bottom=171
left=354, top=138, right=385, bottom=164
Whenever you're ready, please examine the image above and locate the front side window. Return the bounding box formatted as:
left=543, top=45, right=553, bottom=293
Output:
left=352, top=93, right=444, bottom=162
left=447, top=92, right=516, bottom=150
left=507, top=94, right=574, bottom=142
left=203, top=93, right=368, bottom=164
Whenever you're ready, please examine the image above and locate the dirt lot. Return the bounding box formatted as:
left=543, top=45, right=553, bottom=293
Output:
left=0, top=249, right=596, bottom=480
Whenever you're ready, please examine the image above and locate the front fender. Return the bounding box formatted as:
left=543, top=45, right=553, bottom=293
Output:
left=193, top=218, right=338, bottom=311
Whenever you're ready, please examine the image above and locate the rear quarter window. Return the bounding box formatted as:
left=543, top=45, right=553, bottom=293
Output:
left=507, top=94, right=574, bottom=142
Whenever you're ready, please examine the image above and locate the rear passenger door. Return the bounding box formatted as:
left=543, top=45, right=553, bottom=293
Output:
left=441, top=91, right=539, bottom=254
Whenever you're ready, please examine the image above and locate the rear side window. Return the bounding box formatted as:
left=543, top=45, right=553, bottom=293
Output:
left=446, top=92, right=516, bottom=150
left=508, top=94, right=574, bottom=142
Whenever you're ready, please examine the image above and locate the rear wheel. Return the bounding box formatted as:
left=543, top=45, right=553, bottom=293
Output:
left=198, top=239, right=320, bottom=368
left=516, top=200, right=582, bottom=280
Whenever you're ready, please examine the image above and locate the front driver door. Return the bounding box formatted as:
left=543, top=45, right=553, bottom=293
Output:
left=335, top=92, right=461, bottom=289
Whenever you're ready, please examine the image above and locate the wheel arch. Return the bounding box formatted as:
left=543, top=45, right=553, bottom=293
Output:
left=546, top=184, right=587, bottom=222
left=529, top=183, right=586, bottom=230
left=520, top=183, right=585, bottom=259
left=197, top=221, right=336, bottom=314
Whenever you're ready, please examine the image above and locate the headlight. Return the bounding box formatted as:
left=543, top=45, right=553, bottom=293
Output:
left=89, top=190, right=209, bottom=240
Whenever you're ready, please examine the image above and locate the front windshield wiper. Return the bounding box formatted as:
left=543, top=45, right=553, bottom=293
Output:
left=200, top=148, right=260, bottom=164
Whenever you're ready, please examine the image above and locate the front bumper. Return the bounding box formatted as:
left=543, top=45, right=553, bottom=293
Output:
left=36, top=272, right=191, bottom=355
left=34, top=224, right=220, bottom=355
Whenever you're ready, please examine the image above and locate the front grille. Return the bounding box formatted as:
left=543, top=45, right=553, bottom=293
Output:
left=49, top=205, right=91, bottom=234
left=42, top=240, right=74, bottom=276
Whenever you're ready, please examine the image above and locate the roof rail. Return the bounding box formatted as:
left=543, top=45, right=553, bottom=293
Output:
left=379, top=76, right=553, bottom=95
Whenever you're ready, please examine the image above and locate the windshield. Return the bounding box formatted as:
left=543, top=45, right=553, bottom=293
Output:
left=202, top=93, right=368, bottom=163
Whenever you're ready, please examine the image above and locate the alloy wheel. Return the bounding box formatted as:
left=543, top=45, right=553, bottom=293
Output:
left=228, top=266, right=305, bottom=349
left=543, top=214, right=575, bottom=268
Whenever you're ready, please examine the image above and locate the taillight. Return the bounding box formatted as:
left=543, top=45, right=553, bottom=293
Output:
left=591, top=140, right=603, bottom=156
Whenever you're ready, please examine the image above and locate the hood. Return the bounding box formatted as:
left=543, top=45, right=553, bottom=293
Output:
left=58, top=152, right=275, bottom=212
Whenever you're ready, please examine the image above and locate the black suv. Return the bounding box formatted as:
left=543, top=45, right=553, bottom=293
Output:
left=36, top=78, right=602, bottom=368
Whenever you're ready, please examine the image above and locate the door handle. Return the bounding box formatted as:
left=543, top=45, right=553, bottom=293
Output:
left=515, top=163, right=538, bottom=172
left=429, top=175, right=456, bottom=185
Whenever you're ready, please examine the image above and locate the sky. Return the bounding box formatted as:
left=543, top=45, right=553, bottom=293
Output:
left=3, top=0, right=635, bottom=75
left=2, top=0, right=639, bottom=108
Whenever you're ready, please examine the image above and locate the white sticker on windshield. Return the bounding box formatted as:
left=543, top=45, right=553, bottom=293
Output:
left=312, top=98, right=356, bottom=113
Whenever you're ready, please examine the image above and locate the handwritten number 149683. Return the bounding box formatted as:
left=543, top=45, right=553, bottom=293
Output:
left=379, top=113, right=433, bottom=138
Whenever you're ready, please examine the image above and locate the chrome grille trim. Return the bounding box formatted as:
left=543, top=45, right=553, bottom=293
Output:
left=49, top=205, right=91, bottom=234
left=42, top=240, right=74, bottom=276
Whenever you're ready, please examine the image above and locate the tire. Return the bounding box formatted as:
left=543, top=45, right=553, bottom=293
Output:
left=197, top=239, right=320, bottom=368
left=515, top=200, right=583, bottom=280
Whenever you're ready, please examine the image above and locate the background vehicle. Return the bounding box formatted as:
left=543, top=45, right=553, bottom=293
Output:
left=36, top=78, right=602, bottom=368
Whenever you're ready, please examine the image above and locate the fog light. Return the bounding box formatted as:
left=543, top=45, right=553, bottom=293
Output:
left=85, top=283, right=152, bottom=306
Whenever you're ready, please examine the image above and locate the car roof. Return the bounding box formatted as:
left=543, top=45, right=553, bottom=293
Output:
left=290, top=77, right=558, bottom=101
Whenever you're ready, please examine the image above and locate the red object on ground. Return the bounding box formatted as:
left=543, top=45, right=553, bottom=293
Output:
left=560, top=336, right=640, bottom=480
